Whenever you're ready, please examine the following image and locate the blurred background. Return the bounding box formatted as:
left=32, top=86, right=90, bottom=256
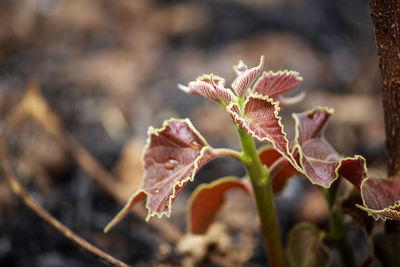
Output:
left=0, top=0, right=385, bottom=266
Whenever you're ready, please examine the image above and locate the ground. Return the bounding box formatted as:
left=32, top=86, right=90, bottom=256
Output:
left=0, top=0, right=385, bottom=266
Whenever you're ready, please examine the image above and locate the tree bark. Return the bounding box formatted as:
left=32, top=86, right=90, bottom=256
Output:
left=369, top=0, right=400, bottom=177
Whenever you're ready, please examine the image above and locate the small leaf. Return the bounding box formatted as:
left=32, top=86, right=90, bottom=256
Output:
left=231, top=56, right=264, bottom=97
left=187, top=176, right=252, bottom=234
left=105, top=118, right=219, bottom=232
left=253, top=70, right=302, bottom=99
left=357, top=176, right=400, bottom=221
left=287, top=222, right=332, bottom=267
left=292, top=107, right=367, bottom=188
left=258, top=145, right=298, bottom=193
left=178, top=74, right=234, bottom=105
left=227, top=94, right=300, bottom=171
left=233, top=60, right=248, bottom=75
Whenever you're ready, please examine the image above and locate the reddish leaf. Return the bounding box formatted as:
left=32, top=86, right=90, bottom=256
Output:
left=253, top=70, right=302, bottom=99
left=293, top=107, right=367, bottom=188
left=178, top=74, right=234, bottom=106
left=258, top=145, right=298, bottom=193
left=258, top=145, right=281, bottom=166
left=357, top=176, right=400, bottom=221
left=105, top=119, right=219, bottom=232
left=294, top=108, right=400, bottom=221
left=231, top=56, right=264, bottom=97
left=188, top=177, right=252, bottom=234
left=227, top=94, right=300, bottom=170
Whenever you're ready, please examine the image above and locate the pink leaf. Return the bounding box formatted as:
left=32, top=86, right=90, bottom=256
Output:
left=293, top=107, right=367, bottom=188
left=357, top=176, right=400, bottom=221
left=227, top=94, right=300, bottom=170
left=105, top=118, right=219, bottom=232
left=231, top=56, right=264, bottom=97
left=188, top=176, right=252, bottom=234
left=253, top=70, right=302, bottom=98
left=178, top=74, right=233, bottom=106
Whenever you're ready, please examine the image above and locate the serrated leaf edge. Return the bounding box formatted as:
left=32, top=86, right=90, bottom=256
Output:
left=227, top=93, right=302, bottom=172
left=232, top=56, right=265, bottom=97
left=291, top=107, right=365, bottom=188
left=104, top=118, right=215, bottom=233
left=252, top=70, right=303, bottom=96
left=356, top=173, right=400, bottom=221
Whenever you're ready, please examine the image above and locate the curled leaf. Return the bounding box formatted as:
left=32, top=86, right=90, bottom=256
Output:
left=294, top=109, right=400, bottom=222
left=357, top=176, right=400, bottom=221
left=253, top=70, right=303, bottom=99
left=287, top=222, right=332, bottom=267
left=105, top=119, right=219, bottom=232
left=227, top=93, right=300, bottom=170
left=231, top=56, right=264, bottom=97
left=292, top=107, right=367, bottom=188
left=187, top=176, right=252, bottom=234
left=258, top=145, right=298, bottom=193
left=178, top=74, right=233, bottom=106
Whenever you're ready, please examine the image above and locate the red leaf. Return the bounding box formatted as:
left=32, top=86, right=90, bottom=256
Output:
left=188, top=177, right=252, bottom=234
left=294, top=108, right=400, bottom=221
left=258, top=145, right=298, bottom=193
left=293, top=107, right=367, bottom=188
left=227, top=94, right=300, bottom=170
left=231, top=56, right=264, bottom=97
left=253, top=70, right=302, bottom=99
left=178, top=74, right=234, bottom=106
left=357, top=176, right=400, bottom=221
left=105, top=119, right=219, bottom=232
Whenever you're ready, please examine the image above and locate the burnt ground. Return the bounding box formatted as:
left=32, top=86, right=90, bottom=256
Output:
left=0, top=0, right=386, bottom=266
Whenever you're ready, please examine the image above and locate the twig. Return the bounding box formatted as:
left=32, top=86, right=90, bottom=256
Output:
left=0, top=140, right=131, bottom=267
left=12, top=80, right=182, bottom=243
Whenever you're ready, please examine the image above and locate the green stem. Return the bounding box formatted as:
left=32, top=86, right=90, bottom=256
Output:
left=213, top=148, right=242, bottom=163
left=237, top=126, right=287, bottom=267
left=322, top=187, right=356, bottom=267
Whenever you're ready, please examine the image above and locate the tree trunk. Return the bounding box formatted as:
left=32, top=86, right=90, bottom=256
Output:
left=369, top=0, right=400, bottom=177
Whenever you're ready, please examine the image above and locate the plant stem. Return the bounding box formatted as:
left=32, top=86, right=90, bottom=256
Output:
left=237, top=126, right=286, bottom=267
left=213, top=148, right=242, bottom=162
left=322, top=187, right=356, bottom=267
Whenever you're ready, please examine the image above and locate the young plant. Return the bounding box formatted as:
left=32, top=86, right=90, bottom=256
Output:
left=104, top=56, right=400, bottom=266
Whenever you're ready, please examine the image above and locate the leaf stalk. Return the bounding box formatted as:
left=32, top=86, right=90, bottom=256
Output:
left=323, top=187, right=356, bottom=267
